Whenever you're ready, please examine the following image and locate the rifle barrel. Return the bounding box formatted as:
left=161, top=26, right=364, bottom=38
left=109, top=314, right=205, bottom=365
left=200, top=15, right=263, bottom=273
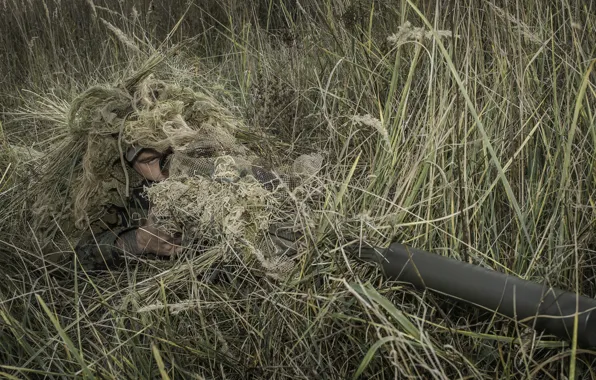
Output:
left=359, top=242, right=596, bottom=348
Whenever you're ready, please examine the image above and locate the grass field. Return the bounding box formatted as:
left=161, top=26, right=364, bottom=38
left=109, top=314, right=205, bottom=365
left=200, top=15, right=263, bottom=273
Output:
left=1, top=0, right=596, bottom=378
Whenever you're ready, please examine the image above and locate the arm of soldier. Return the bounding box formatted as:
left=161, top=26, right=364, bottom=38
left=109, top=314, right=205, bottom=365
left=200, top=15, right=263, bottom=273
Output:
left=75, top=217, right=180, bottom=271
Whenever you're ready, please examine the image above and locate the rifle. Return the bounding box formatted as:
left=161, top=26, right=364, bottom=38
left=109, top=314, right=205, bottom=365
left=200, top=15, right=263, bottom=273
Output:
left=355, top=242, right=596, bottom=348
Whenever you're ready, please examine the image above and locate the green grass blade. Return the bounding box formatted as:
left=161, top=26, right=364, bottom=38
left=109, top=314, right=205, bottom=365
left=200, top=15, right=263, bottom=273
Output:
left=151, top=343, right=172, bottom=380
left=353, top=336, right=395, bottom=379
left=35, top=295, right=93, bottom=378
left=406, top=0, right=534, bottom=262
left=351, top=283, right=420, bottom=340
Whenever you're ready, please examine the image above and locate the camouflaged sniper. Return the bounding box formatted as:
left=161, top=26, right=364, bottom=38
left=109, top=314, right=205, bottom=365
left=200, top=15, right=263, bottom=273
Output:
left=28, top=58, right=322, bottom=275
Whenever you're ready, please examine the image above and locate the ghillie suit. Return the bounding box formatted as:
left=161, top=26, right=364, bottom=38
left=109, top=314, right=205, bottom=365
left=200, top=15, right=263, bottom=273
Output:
left=25, top=56, right=323, bottom=276
left=146, top=150, right=324, bottom=279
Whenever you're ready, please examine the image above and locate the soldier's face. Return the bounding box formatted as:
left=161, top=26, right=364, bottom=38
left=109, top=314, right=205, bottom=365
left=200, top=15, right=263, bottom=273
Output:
left=132, top=149, right=169, bottom=182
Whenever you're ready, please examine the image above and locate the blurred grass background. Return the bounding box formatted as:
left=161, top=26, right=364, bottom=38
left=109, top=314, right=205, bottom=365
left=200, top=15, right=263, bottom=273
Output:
left=1, top=0, right=595, bottom=378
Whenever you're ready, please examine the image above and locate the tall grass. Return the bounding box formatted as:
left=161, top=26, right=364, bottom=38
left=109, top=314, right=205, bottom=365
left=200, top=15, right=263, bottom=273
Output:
left=1, top=0, right=595, bottom=378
